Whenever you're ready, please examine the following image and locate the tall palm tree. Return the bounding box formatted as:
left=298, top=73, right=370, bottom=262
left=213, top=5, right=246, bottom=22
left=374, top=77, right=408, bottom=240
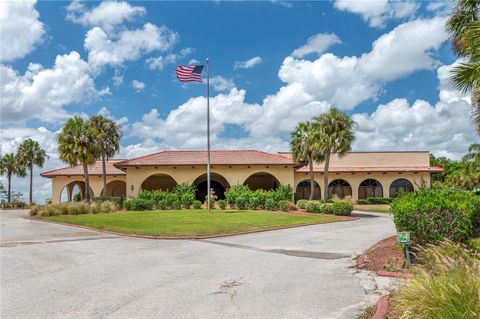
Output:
left=0, top=153, right=26, bottom=202
left=17, top=139, right=48, bottom=204
left=291, top=121, right=324, bottom=200
left=447, top=0, right=480, bottom=134
left=57, top=116, right=99, bottom=202
left=313, top=108, right=356, bottom=200
left=89, top=115, right=121, bottom=197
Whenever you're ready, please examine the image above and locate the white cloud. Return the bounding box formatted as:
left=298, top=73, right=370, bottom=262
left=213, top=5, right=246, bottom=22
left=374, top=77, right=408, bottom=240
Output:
left=131, top=80, right=145, bottom=92
left=334, top=0, right=419, bottom=28
left=1, top=51, right=107, bottom=124
left=85, top=23, right=179, bottom=71
left=146, top=48, right=194, bottom=71
left=97, top=106, right=128, bottom=126
left=0, top=0, right=44, bottom=62
left=209, top=75, right=235, bottom=92
left=188, top=58, right=200, bottom=65
left=66, top=0, right=146, bottom=33
left=278, top=17, right=448, bottom=109
left=353, top=61, right=477, bottom=160
left=291, top=33, right=342, bottom=58
left=112, top=69, right=123, bottom=87
left=234, top=56, right=263, bottom=69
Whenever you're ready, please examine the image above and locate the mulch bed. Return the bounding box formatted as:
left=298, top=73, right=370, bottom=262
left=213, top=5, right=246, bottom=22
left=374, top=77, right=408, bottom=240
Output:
left=356, top=236, right=410, bottom=276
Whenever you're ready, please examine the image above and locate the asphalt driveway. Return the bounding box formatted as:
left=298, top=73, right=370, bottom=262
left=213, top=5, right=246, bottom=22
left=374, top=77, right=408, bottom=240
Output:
left=1, top=210, right=396, bottom=319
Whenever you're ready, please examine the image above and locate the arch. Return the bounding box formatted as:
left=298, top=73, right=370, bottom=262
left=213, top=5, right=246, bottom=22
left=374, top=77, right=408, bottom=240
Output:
left=59, top=181, right=94, bottom=203
left=328, top=179, right=352, bottom=199
left=102, top=180, right=126, bottom=197
left=389, top=178, right=414, bottom=198
left=243, top=172, right=280, bottom=191
left=296, top=179, right=321, bottom=200
left=193, top=173, right=230, bottom=201
left=141, top=173, right=177, bottom=192
left=358, top=179, right=383, bottom=200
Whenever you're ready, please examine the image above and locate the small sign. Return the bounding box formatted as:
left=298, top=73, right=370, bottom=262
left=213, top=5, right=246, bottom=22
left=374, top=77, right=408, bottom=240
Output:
left=397, top=231, right=411, bottom=244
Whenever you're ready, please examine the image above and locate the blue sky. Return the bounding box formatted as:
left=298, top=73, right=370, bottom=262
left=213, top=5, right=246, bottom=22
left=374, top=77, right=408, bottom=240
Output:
left=1, top=0, right=478, bottom=202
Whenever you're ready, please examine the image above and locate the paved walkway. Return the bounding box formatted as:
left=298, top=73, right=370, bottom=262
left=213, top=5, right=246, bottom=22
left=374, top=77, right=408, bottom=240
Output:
left=1, top=210, right=396, bottom=319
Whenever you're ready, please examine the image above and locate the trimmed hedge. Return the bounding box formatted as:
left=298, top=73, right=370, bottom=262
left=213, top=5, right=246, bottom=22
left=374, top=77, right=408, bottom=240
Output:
left=303, top=200, right=353, bottom=216
left=225, top=184, right=292, bottom=211
left=391, top=189, right=480, bottom=244
left=357, top=197, right=393, bottom=205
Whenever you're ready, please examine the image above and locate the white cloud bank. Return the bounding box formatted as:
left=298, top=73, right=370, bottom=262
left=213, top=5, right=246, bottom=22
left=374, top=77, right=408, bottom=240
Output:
left=334, top=0, right=419, bottom=28
left=291, top=33, right=341, bottom=58
left=0, top=0, right=45, bottom=62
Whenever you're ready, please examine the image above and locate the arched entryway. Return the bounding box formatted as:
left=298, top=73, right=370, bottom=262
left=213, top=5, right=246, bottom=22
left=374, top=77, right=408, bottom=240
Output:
left=193, top=173, right=230, bottom=201
left=358, top=179, right=383, bottom=200
left=59, top=181, right=94, bottom=202
left=328, top=179, right=352, bottom=199
left=296, top=179, right=321, bottom=200
left=389, top=178, right=414, bottom=197
left=243, top=172, right=280, bottom=191
left=141, top=173, right=177, bottom=192
left=101, top=180, right=126, bottom=197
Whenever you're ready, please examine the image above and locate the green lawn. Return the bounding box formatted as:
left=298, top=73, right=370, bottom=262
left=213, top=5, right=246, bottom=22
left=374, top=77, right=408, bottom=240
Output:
left=45, top=210, right=342, bottom=237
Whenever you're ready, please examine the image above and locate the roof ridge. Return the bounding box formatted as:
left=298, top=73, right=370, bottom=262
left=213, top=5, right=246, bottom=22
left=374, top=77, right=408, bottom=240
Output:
left=41, top=160, right=123, bottom=176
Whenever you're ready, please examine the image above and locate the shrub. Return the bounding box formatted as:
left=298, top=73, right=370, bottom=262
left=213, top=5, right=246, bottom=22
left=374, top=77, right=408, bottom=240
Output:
left=29, top=205, right=40, bottom=216
left=131, top=198, right=153, bottom=211
left=357, top=199, right=369, bottom=205
left=180, top=193, right=194, bottom=209
left=305, top=201, right=323, bottom=214
left=192, top=200, right=202, bottom=209
left=248, top=196, right=260, bottom=210
left=225, top=185, right=251, bottom=207
left=297, top=199, right=309, bottom=209
left=208, top=199, right=215, bottom=210
left=217, top=199, right=227, bottom=210
left=469, top=238, right=480, bottom=253
left=172, top=200, right=181, bottom=210
left=393, top=241, right=480, bottom=319
left=235, top=196, right=248, bottom=210
left=265, top=198, right=278, bottom=211
left=273, top=185, right=292, bottom=201
left=391, top=189, right=480, bottom=244
left=173, top=183, right=196, bottom=208
left=157, top=200, right=168, bottom=210
left=278, top=200, right=289, bottom=212
left=124, top=199, right=133, bottom=211
left=331, top=200, right=353, bottom=216
left=365, top=197, right=393, bottom=204
left=255, top=190, right=268, bottom=209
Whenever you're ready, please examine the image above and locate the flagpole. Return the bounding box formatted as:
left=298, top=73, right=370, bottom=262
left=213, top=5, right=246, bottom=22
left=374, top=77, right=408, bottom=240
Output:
left=206, top=58, right=211, bottom=213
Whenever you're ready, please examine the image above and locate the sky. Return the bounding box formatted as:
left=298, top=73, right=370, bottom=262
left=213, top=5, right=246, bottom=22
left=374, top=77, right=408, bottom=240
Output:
left=1, top=0, right=478, bottom=203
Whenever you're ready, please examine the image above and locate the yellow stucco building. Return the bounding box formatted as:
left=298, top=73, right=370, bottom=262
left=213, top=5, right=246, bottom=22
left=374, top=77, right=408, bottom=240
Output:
left=41, top=150, right=443, bottom=204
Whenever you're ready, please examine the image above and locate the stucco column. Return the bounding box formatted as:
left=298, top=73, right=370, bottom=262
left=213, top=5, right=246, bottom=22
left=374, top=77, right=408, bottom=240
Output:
left=51, top=178, right=63, bottom=204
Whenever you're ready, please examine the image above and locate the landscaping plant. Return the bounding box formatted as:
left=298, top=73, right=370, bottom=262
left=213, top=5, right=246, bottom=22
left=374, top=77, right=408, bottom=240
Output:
left=391, top=189, right=480, bottom=244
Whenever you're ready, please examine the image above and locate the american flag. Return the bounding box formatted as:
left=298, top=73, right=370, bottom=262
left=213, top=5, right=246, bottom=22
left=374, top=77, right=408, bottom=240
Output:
left=175, top=65, right=204, bottom=82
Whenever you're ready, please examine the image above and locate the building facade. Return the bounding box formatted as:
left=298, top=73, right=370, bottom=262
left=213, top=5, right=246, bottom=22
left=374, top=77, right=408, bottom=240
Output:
left=41, top=150, right=443, bottom=204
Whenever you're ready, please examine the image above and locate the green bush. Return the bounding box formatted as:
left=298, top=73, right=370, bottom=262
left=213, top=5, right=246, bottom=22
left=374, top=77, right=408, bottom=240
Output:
left=235, top=196, right=248, bottom=210
left=273, top=185, right=292, bottom=201
left=192, top=200, right=202, bottom=209
left=265, top=198, right=278, bottom=211
left=225, top=185, right=251, bottom=207
left=208, top=199, right=215, bottom=210
left=180, top=193, right=194, bottom=209
left=391, top=189, right=480, bottom=244
left=366, top=197, right=393, bottom=204
left=217, top=199, right=227, bottom=210
left=278, top=200, right=289, bottom=212
left=174, top=183, right=196, bottom=208
left=157, top=200, right=168, bottom=210
left=172, top=200, right=181, bottom=210
left=131, top=198, right=153, bottom=211
left=357, top=199, right=369, bottom=205
left=124, top=199, right=133, bottom=210
left=248, top=196, right=260, bottom=210
left=331, top=200, right=353, bottom=216
left=393, top=241, right=480, bottom=319
left=296, top=199, right=309, bottom=209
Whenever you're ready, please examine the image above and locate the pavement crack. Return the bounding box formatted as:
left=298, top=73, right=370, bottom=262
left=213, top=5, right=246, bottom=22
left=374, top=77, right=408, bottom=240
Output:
left=213, top=277, right=244, bottom=303
left=196, top=239, right=351, bottom=260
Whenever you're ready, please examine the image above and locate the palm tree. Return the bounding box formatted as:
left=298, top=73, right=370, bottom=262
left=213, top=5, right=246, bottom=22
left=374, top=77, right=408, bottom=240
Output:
left=89, top=115, right=121, bottom=197
left=17, top=139, right=48, bottom=204
left=313, top=108, right=356, bottom=200
left=57, top=116, right=99, bottom=202
left=291, top=121, right=324, bottom=200
left=446, top=0, right=480, bottom=134
left=0, top=153, right=26, bottom=202
left=463, top=143, right=480, bottom=185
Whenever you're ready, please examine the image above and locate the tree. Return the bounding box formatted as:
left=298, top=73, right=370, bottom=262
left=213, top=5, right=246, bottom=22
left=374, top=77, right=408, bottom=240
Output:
left=313, top=108, right=356, bottom=200
left=17, top=139, right=47, bottom=204
left=446, top=0, right=480, bottom=134
left=89, top=115, right=121, bottom=197
left=57, top=116, right=99, bottom=202
left=0, top=153, right=26, bottom=202
left=463, top=143, right=480, bottom=186
left=290, top=121, right=324, bottom=200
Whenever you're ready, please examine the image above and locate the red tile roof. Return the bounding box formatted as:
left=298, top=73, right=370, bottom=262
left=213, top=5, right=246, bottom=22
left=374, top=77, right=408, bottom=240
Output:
left=41, top=160, right=126, bottom=178
left=294, top=165, right=444, bottom=173
left=114, top=150, right=294, bottom=167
